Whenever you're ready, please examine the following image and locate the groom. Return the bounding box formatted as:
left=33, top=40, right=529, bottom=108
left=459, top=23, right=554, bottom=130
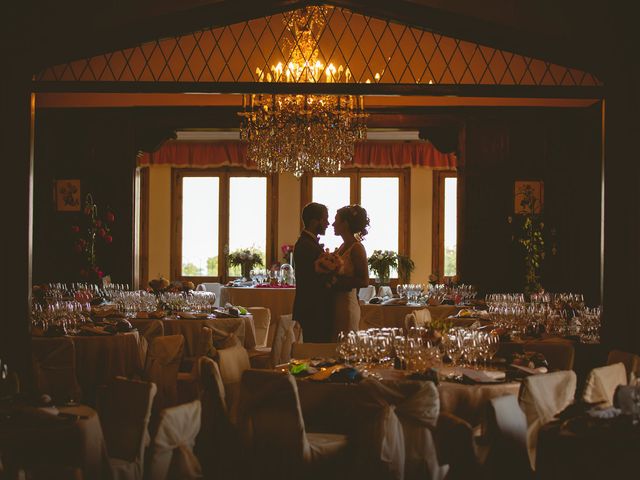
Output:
left=292, top=202, right=332, bottom=342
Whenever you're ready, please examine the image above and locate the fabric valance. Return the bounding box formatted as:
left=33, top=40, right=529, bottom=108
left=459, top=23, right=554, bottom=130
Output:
left=138, top=141, right=456, bottom=169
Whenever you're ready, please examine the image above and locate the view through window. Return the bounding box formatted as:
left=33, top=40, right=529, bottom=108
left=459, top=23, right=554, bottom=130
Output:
left=444, top=177, right=457, bottom=276
left=181, top=177, right=219, bottom=276
left=311, top=177, right=350, bottom=252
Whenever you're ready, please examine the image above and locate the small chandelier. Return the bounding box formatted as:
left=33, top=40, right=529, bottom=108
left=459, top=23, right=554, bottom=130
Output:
left=238, top=6, right=369, bottom=177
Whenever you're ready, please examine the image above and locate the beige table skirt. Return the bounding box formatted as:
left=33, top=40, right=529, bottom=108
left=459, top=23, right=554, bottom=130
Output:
left=0, top=404, right=111, bottom=479
left=220, top=287, right=295, bottom=346
left=131, top=315, right=256, bottom=353
left=360, top=304, right=463, bottom=330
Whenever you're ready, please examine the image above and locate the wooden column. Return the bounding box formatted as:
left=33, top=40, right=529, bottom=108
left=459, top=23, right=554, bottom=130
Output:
left=0, top=68, right=34, bottom=380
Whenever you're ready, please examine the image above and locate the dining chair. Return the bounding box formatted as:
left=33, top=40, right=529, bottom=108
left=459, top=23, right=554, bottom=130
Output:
left=246, top=306, right=271, bottom=347
left=358, top=285, right=376, bottom=303
left=523, top=340, right=575, bottom=371
left=238, top=369, right=349, bottom=479
left=31, top=337, right=82, bottom=403
left=97, top=377, right=157, bottom=480
left=146, top=400, right=203, bottom=480
left=177, top=326, right=215, bottom=403
left=217, top=344, right=251, bottom=425
left=144, top=335, right=184, bottom=411
left=607, top=349, right=640, bottom=381
left=518, top=370, right=576, bottom=470
left=291, top=342, right=338, bottom=359
left=582, top=362, right=627, bottom=406
left=137, top=319, right=165, bottom=368
left=195, top=357, right=239, bottom=480
left=404, top=309, right=432, bottom=332
left=482, top=394, right=532, bottom=479
left=271, top=314, right=297, bottom=367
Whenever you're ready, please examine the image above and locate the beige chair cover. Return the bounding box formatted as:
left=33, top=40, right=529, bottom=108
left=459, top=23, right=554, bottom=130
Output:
left=607, top=350, right=640, bottom=381
left=217, top=344, right=250, bottom=425
left=147, top=400, right=203, bottom=480
left=137, top=319, right=165, bottom=367
left=271, top=314, right=296, bottom=367
left=247, top=307, right=271, bottom=348
left=524, top=341, right=575, bottom=371
left=195, top=357, right=239, bottom=480
left=404, top=309, right=432, bottom=332
left=97, top=377, right=157, bottom=480
left=482, top=394, right=530, bottom=477
left=292, top=342, right=338, bottom=359
left=583, top=362, right=627, bottom=406
left=518, top=370, right=576, bottom=470
left=145, top=335, right=184, bottom=410
left=239, top=369, right=348, bottom=479
left=359, top=378, right=446, bottom=480
left=31, top=337, right=82, bottom=403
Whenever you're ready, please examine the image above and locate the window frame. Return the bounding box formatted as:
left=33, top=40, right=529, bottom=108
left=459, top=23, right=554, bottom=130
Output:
left=171, top=168, right=277, bottom=283
left=432, top=170, right=458, bottom=281
left=300, top=168, right=410, bottom=283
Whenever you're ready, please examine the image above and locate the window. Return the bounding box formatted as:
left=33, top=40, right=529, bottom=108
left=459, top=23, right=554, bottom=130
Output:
left=433, top=171, right=457, bottom=279
left=303, top=170, right=408, bottom=279
left=173, top=170, right=274, bottom=281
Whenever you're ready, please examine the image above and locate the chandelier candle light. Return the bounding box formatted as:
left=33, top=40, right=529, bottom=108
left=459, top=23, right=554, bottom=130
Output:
left=239, top=6, right=370, bottom=177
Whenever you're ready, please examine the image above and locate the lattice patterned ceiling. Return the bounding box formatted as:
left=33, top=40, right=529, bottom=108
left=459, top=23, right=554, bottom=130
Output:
left=36, top=5, right=600, bottom=87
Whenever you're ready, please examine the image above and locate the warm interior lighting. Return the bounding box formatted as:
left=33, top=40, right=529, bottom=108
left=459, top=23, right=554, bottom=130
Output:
left=239, top=6, right=369, bottom=177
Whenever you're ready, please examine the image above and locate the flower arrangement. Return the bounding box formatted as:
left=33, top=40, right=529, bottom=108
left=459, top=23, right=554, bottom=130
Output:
left=71, top=193, right=114, bottom=282
left=397, top=254, right=415, bottom=283
left=368, top=250, right=397, bottom=285
left=228, top=248, right=263, bottom=279
left=428, top=273, right=439, bottom=286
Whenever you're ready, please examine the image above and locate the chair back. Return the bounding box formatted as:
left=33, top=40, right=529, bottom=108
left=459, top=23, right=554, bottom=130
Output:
left=31, top=337, right=82, bottom=403
left=196, top=326, right=214, bottom=358
left=239, top=369, right=308, bottom=476
left=519, top=371, right=576, bottom=470
left=97, top=377, right=156, bottom=474
left=607, top=350, right=640, bottom=381
left=147, top=400, right=203, bottom=480
left=524, top=341, right=575, bottom=371
left=137, top=320, right=165, bottom=367
left=247, top=307, right=271, bottom=348
left=613, top=384, right=640, bottom=415
left=291, top=342, right=338, bottom=359
left=358, top=285, right=376, bottom=303
left=483, top=394, right=531, bottom=478
left=217, top=344, right=250, bottom=424
left=145, top=335, right=184, bottom=410
left=404, top=309, right=432, bottom=332
left=583, top=362, right=627, bottom=406
left=271, top=314, right=296, bottom=367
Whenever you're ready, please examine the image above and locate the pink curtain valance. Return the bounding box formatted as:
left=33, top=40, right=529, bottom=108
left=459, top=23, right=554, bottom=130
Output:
left=138, top=141, right=456, bottom=169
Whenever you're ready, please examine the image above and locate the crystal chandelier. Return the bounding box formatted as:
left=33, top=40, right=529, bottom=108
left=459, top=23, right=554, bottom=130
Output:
left=238, top=6, right=369, bottom=177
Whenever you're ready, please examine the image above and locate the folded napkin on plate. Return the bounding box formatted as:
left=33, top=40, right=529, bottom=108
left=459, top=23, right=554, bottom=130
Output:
left=461, top=368, right=506, bottom=383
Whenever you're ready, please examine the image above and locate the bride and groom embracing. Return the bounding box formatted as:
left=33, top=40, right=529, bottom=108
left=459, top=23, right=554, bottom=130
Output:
left=292, top=202, right=370, bottom=342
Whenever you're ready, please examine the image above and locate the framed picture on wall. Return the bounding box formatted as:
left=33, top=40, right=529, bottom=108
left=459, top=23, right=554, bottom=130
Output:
left=514, top=180, right=544, bottom=214
left=55, top=179, right=81, bottom=211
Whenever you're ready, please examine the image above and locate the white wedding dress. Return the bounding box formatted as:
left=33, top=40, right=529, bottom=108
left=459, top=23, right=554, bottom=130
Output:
left=332, top=242, right=361, bottom=340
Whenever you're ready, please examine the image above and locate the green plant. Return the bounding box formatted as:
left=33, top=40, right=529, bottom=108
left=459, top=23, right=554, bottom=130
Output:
left=515, top=184, right=545, bottom=295
left=397, top=254, right=415, bottom=283
left=367, top=250, right=397, bottom=284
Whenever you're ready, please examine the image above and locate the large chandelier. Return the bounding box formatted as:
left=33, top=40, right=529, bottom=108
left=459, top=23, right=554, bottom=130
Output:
left=238, top=6, right=368, bottom=177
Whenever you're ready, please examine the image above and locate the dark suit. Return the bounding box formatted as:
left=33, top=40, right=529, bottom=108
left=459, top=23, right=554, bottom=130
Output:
left=292, top=231, right=332, bottom=342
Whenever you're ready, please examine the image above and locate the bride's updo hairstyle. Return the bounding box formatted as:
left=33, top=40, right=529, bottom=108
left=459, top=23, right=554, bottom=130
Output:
left=336, top=204, right=370, bottom=240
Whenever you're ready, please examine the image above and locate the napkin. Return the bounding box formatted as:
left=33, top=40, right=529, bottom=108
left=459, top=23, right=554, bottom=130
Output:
left=461, top=368, right=506, bottom=383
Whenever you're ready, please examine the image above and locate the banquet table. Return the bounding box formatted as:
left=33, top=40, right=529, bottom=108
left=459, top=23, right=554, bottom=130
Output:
left=359, top=304, right=463, bottom=330
left=536, top=415, right=640, bottom=479
left=131, top=314, right=256, bottom=352
left=220, top=286, right=295, bottom=346
left=32, top=331, right=142, bottom=400
left=0, top=404, right=111, bottom=479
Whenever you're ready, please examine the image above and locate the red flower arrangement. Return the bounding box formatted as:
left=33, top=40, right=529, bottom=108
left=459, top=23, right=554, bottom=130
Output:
left=70, top=193, right=115, bottom=281
left=281, top=244, right=294, bottom=264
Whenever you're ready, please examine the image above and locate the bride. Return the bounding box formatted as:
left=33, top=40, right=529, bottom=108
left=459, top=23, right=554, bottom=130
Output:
left=331, top=204, right=370, bottom=340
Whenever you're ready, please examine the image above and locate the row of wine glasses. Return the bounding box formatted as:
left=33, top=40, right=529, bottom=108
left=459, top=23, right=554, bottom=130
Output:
left=442, top=329, right=500, bottom=367
left=31, top=300, right=90, bottom=334
left=396, top=284, right=424, bottom=304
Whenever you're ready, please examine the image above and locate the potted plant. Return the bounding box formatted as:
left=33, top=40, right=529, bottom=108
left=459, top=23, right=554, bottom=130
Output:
left=367, top=250, right=397, bottom=285
left=397, top=254, right=415, bottom=283
left=228, top=248, right=263, bottom=280
left=514, top=184, right=545, bottom=296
